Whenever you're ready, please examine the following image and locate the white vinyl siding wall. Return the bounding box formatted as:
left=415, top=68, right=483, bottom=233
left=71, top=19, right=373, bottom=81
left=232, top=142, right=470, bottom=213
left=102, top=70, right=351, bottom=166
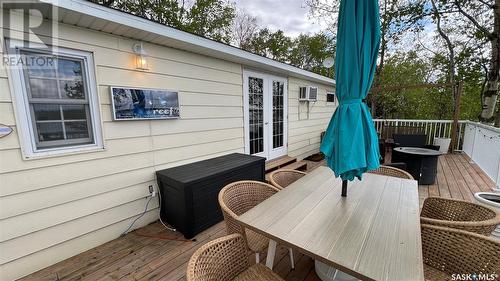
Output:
left=288, top=77, right=336, bottom=160
left=0, top=12, right=334, bottom=281
left=0, top=15, right=244, bottom=280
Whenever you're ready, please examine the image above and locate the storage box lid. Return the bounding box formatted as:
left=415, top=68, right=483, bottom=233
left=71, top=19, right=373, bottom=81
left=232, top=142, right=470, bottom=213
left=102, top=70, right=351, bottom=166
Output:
left=156, top=153, right=265, bottom=184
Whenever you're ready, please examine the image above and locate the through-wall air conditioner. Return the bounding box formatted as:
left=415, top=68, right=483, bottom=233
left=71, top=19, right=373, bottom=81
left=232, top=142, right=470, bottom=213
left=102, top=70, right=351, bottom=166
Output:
left=299, top=86, right=318, bottom=101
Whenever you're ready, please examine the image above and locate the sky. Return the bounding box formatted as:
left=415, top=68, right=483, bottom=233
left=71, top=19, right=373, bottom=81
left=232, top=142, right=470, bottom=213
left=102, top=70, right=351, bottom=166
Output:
left=233, top=0, right=328, bottom=37
left=232, top=0, right=439, bottom=58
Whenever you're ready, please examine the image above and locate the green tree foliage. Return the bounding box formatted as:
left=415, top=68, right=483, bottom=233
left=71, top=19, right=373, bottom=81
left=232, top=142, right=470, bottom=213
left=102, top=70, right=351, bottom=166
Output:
left=90, top=0, right=493, bottom=123
left=373, top=50, right=484, bottom=121
left=183, top=0, right=235, bottom=43
left=241, top=29, right=293, bottom=62
left=90, top=0, right=235, bottom=44
left=289, top=33, right=335, bottom=77
left=398, top=0, right=498, bottom=124
left=241, top=30, right=335, bottom=77
left=375, top=52, right=438, bottom=119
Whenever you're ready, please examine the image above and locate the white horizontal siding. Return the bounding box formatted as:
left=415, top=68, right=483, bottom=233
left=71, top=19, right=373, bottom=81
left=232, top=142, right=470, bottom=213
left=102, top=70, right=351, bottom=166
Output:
left=0, top=11, right=334, bottom=281
left=6, top=13, right=241, bottom=74
left=0, top=13, right=245, bottom=281
left=0, top=78, right=11, bottom=102
left=0, top=209, right=158, bottom=281
left=287, top=77, right=335, bottom=159
left=0, top=197, right=159, bottom=265
left=0, top=102, right=16, bottom=126
left=0, top=127, right=20, bottom=150
left=0, top=182, right=156, bottom=242
left=0, top=168, right=153, bottom=220
left=96, top=66, right=242, bottom=95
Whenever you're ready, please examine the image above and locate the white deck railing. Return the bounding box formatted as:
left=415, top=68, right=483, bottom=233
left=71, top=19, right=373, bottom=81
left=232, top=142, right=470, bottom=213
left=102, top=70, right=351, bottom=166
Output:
left=373, top=119, right=500, bottom=188
left=462, top=122, right=500, bottom=189
left=373, top=119, right=468, bottom=150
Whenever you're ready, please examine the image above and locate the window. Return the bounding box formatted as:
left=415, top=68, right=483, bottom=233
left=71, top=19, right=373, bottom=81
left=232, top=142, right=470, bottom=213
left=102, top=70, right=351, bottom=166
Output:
left=8, top=41, right=103, bottom=158
left=248, top=76, right=264, bottom=155
left=326, top=92, right=335, bottom=103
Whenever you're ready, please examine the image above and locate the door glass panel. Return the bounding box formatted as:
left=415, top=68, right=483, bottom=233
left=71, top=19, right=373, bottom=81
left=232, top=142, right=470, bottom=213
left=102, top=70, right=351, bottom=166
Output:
left=272, top=81, right=284, bottom=149
left=248, top=77, right=264, bottom=154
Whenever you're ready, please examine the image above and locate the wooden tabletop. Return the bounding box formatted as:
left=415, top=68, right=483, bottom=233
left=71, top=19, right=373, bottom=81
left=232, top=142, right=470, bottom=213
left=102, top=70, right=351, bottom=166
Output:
left=238, top=166, right=424, bottom=281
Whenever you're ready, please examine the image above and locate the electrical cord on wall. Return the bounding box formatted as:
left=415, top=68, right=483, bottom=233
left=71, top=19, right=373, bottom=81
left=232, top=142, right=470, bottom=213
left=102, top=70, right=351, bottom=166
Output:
left=120, top=195, right=153, bottom=237
left=120, top=185, right=176, bottom=236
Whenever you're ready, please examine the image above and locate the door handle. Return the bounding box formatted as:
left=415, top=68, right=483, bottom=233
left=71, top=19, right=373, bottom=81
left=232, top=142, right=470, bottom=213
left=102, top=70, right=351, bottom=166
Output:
left=265, top=122, right=269, bottom=125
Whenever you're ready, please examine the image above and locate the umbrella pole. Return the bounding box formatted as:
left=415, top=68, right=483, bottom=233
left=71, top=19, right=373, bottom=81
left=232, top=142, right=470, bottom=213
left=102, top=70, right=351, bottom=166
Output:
left=341, top=180, right=348, bottom=197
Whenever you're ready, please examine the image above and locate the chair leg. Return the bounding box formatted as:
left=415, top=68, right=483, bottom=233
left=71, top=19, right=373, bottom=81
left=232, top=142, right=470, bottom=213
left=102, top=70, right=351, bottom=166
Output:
left=289, top=248, right=295, bottom=269
left=265, top=240, right=277, bottom=269
left=255, top=252, right=260, bottom=264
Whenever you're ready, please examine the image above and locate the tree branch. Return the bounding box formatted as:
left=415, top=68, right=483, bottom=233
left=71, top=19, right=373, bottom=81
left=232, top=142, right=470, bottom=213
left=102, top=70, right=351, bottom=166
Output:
left=477, top=0, right=494, bottom=8
left=431, top=0, right=456, bottom=85
left=454, top=0, right=493, bottom=38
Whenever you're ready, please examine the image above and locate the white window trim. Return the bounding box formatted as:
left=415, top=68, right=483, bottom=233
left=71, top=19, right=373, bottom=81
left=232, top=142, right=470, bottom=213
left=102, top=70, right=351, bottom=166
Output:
left=326, top=91, right=336, bottom=105
left=6, top=39, right=104, bottom=159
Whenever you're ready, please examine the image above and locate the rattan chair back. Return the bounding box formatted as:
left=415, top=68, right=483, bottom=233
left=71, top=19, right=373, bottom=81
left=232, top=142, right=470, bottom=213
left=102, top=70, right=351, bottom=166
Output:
left=367, top=165, right=414, bottom=180
left=268, top=169, right=307, bottom=190
left=421, top=224, right=500, bottom=279
left=421, top=197, right=500, bottom=236
left=218, top=181, right=279, bottom=235
left=187, top=234, right=249, bottom=281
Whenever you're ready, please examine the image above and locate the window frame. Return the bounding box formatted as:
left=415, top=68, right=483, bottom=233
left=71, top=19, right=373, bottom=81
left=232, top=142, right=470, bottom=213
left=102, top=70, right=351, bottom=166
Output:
left=7, top=40, right=104, bottom=159
left=326, top=91, right=336, bottom=104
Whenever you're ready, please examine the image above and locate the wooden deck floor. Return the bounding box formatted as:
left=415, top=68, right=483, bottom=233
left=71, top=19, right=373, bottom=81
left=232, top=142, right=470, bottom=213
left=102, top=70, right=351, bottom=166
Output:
left=417, top=153, right=495, bottom=206
left=18, top=153, right=496, bottom=281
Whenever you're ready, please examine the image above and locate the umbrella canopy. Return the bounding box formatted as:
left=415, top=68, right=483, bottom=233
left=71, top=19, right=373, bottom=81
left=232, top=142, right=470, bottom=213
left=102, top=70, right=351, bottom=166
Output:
left=320, top=0, right=381, bottom=182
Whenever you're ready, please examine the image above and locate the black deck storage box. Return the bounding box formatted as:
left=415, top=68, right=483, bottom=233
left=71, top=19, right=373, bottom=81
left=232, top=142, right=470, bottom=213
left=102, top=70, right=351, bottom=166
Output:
left=156, top=153, right=265, bottom=238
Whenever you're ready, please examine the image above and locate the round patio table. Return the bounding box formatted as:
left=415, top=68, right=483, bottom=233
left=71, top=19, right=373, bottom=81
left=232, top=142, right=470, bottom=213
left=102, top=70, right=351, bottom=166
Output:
left=392, top=147, right=443, bottom=185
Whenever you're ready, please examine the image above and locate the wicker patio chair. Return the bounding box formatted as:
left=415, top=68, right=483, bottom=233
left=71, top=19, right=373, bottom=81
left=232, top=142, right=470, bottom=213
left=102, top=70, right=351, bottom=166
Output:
left=367, top=165, right=414, bottom=180
left=421, top=197, right=500, bottom=236
left=218, top=180, right=294, bottom=267
left=421, top=224, right=500, bottom=281
left=187, top=233, right=284, bottom=281
left=268, top=169, right=307, bottom=190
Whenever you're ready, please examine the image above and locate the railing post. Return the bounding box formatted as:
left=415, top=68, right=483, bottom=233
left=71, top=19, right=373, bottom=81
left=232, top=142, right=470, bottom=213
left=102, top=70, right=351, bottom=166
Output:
left=496, top=155, right=500, bottom=190
left=470, top=123, right=478, bottom=163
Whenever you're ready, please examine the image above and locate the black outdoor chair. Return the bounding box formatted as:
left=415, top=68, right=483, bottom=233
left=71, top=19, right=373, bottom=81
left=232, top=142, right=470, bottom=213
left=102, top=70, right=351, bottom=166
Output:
left=393, top=134, right=427, bottom=148
left=392, top=134, right=440, bottom=150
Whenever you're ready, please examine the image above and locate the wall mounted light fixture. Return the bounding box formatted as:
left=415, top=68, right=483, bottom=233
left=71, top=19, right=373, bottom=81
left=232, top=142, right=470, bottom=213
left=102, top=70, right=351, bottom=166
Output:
left=132, top=42, right=149, bottom=70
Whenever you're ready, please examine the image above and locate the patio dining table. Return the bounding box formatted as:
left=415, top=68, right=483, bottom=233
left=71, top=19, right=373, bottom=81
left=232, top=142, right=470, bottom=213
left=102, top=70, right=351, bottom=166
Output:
left=238, top=166, right=424, bottom=281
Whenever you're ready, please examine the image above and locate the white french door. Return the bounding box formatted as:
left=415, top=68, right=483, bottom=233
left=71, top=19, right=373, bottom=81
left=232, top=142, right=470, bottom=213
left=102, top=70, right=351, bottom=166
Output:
left=243, top=70, right=288, bottom=160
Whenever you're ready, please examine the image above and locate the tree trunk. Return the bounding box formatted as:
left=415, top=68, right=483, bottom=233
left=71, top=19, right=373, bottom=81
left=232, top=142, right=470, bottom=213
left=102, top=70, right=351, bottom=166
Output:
left=370, top=0, right=388, bottom=118
left=371, top=36, right=386, bottom=118
left=480, top=0, right=500, bottom=122
left=431, top=0, right=457, bottom=116
left=495, top=102, right=500, bottom=127
left=450, top=82, right=463, bottom=152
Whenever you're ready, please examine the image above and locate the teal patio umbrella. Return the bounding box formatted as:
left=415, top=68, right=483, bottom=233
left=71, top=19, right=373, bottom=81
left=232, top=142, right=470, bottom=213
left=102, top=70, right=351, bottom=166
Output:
left=320, top=0, right=381, bottom=196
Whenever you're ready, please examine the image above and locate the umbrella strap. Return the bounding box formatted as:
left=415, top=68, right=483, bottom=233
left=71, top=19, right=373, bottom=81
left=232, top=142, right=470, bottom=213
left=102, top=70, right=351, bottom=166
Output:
left=339, top=99, right=363, bottom=105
